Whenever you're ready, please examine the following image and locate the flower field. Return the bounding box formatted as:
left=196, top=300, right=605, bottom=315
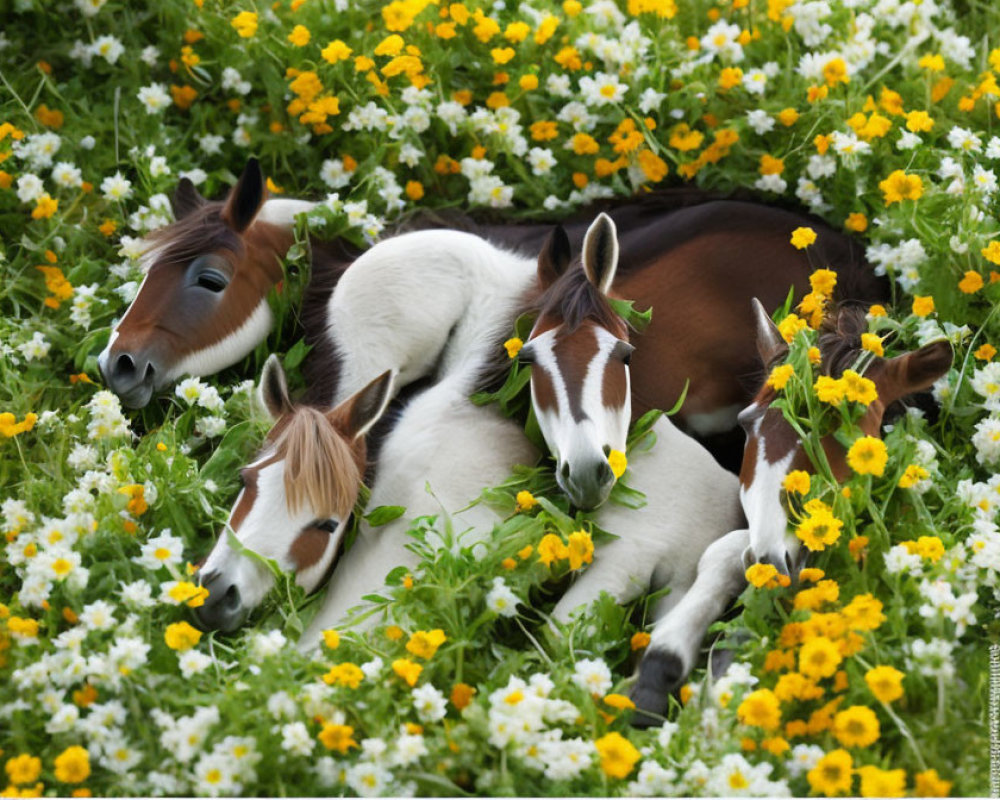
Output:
left=1, top=0, right=999, bottom=795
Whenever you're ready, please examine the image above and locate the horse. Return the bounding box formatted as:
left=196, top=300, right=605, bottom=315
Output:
left=195, top=350, right=744, bottom=726
left=737, top=300, right=953, bottom=572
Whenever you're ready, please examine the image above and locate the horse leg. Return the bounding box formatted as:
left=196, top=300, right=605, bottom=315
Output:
left=550, top=539, right=655, bottom=625
left=630, top=528, right=749, bottom=726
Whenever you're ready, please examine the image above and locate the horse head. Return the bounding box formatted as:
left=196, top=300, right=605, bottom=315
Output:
left=520, top=213, right=633, bottom=510
left=99, top=158, right=289, bottom=407
left=737, top=298, right=953, bottom=575
left=195, top=355, right=393, bottom=632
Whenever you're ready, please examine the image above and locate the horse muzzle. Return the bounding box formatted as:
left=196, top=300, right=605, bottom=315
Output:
left=559, top=457, right=615, bottom=510
left=193, top=571, right=248, bottom=633
left=98, top=347, right=160, bottom=408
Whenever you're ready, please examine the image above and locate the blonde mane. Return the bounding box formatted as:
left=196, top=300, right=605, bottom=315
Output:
left=270, top=407, right=364, bottom=521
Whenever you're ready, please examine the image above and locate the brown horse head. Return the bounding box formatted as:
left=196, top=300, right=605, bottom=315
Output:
left=195, top=355, right=395, bottom=632
left=738, top=299, right=953, bottom=574
left=98, top=159, right=292, bottom=407
left=520, top=213, right=633, bottom=510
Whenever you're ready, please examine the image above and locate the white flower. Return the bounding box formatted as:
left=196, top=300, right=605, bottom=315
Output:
left=179, top=168, right=207, bottom=186
left=411, top=684, right=447, bottom=722
left=140, top=46, right=159, bottom=66
left=746, top=110, right=775, bottom=135
left=16, top=173, right=44, bottom=203
left=18, top=332, right=51, bottom=361
left=92, top=34, right=125, bottom=64
left=101, top=172, right=133, bottom=202
left=897, top=130, right=921, bottom=150
left=486, top=576, right=520, bottom=617
left=196, top=415, right=227, bottom=438
left=754, top=174, right=787, bottom=193
left=281, top=722, right=315, bottom=756
left=742, top=69, right=769, bottom=94
left=628, top=759, right=678, bottom=796
left=120, top=579, right=155, bottom=608
left=74, top=0, right=107, bottom=16
left=250, top=630, right=288, bottom=660
left=700, top=20, right=743, bottom=61
left=638, top=87, right=665, bottom=113
left=52, top=162, right=83, bottom=188
left=135, top=531, right=185, bottom=571
left=80, top=600, right=117, bottom=631
left=267, top=691, right=297, bottom=720
left=137, top=84, right=171, bottom=114
left=578, top=72, right=627, bottom=106
left=393, top=730, right=428, bottom=766
left=527, top=147, right=556, bottom=177
left=541, top=736, right=594, bottom=780
left=178, top=650, right=213, bottom=678
left=320, top=158, right=352, bottom=189
left=572, top=657, right=612, bottom=695
left=101, top=741, right=141, bottom=774
left=546, top=73, right=572, bottom=97
left=175, top=377, right=207, bottom=405
left=345, top=763, right=392, bottom=797
left=947, top=126, right=982, bottom=153
left=972, top=165, right=997, bottom=195
left=972, top=416, right=1000, bottom=466
left=786, top=744, right=825, bottom=777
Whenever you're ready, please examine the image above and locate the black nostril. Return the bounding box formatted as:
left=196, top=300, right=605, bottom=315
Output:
left=223, top=584, right=240, bottom=610
left=595, top=460, right=613, bottom=485
left=113, top=353, right=136, bottom=377
left=784, top=551, right=795, bottom=577
left=560, top=462, right=570, bottom=480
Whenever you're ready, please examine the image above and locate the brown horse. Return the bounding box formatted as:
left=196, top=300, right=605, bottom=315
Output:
left=511, top=205, right=888, bottom=508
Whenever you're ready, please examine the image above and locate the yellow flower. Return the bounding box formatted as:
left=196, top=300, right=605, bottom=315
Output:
left=167, top=581, right=209, bottom=608
left=860, top=333, right=884, bottom=357
left=537, top=533, right=568, bottom=566
left=798, top=567, right=824, bottom=583
left=518, top=74, right=538, bottom=91
left=385, top=625, right=404, bottom=641
left=856, top=766, right=906, bottom=798
left=451, top=682, right=476, bottom=710
left=897, top=464, right=929, bottom=489
left=405, top=629, right=447, bottom=659
left=790, top=226, right=817, bottom=249
left=230, top=11, right=258, bottom=37
left=919, top=53, right=946, bottom=71
left=823, top=57, right=849, bottom=86
left=603, top=693, right=636, bottom=710
left=737, top=688, right=782, bottom=730
left=912, top=295, right=935, bottom=317
left=793, top=579, right=839, bottom=611
left=841, top=593, right=885, bottom=630
left=879, top=169, right=923, bottom=205
left=374, top=34, right=404, bottom=56
left=637, top=149, right=669, bottom=183
left=914, top=769, right=952, bottom=797
left=864, top=665, right=904, bottom=703
left=321, top=39, right=352, bottom=64
left=795, top=505, right=843, bottom=551
left=566, top=530, right=594, bottom=570
left=958, top=270, right=984, bottom=294
left=782, top=470, right=810, bottom=494
left=5, top=756, right=41, bottom=786
left=405, top=180, right=424, bottom=201
left=745, top=562, right=779, bottom=589
left=322, top=662, right=365, bottom=688
left=905, top=109, right=934, bottom=132
left=718, top=66, right=744, bottom=90
left=974, top=343, right=996, bottom=361
left=841, top=369, right=877, bottom=405
left=594, top=732, right=641, bottom=778
left=982, top=241, right=1000, bottom=265
left=833, top=705, right=880, bottom=748
left=515, top=490, right=537, bottom=512
left=845, top=212, right=868, bottom=232
left=473, top=11, right=501, bottom=42
left=570, top=132, right=599, bottom=155
left=491, top=47, right=515, bottom=64
left=318, top=723, right=357, bottom=753
left=798, top=636, right=842, bottom=679
left=766, top=364, right=795, bottom=391
left=323, top=629, right=340, bottom=649
left=777, top=107, right=799, bottom=126
left=774, top=672, right=823, bottom=702
left=630, top=631, right=651, bottom=650
left=0, top=413, right=38, bottom=438
left=164, top=621, right=202, bottom=651
left=31, top=193, right=58, bottom=220
left=504, top=337, right=523, bottom=358
left=53, top=746, right=90, bottom=784
left=607, top=449, right=627, bottom=479
left=807, top=749, right=853, bottom=796
left=777, top=313, right=808, bottom=343
left=392, top=658, right=423, bottom=686
left=759, top=153, right=784, bottom=175
left=846, top=436, right=888, bottom=476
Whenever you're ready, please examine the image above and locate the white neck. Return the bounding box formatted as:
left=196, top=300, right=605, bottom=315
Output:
left=255, top=198, right=318, bottom=228
left=325, top=229, right=536, bottom=404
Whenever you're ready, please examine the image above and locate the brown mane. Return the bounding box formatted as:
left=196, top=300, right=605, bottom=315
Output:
left=268, top=406, right=365, bottom=521
left=817, top=303, right=871, bottom=378
left=533, top=264, right=628, bottom=337
left=145, top=202, right=243, bottom=268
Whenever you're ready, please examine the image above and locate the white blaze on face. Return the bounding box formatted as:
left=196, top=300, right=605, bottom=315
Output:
left=201, top=454, right=346, bottom=611
left=528, top=325, right=630, bottom=477
left=738, top=405, right=803, bottom=572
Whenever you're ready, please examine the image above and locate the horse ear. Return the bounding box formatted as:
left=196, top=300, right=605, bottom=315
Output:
left=537, top=225, right=571, bottom=289
left=222, top=157, right=266, bottom=232
left=751, top=298, right=788, bottom=365
left=171, top=177, right=205, bottom=220
left=581, top=212, right=619, bottom=295
left=340, top=370, right=395, bottom=440
left=876, top=340, right=953, bottom=405
left=259, top=354, right=292, bottom=421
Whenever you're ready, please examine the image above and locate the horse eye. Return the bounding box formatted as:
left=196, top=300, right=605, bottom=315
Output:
left=312, top=519, right=337, bottom=533
left=195, top=268, right=229, bottom=293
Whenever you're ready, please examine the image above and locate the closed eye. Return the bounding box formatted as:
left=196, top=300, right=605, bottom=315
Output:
left=195, top=268, right=229, bottom=292
left=310, top=519, right=338, bottom=533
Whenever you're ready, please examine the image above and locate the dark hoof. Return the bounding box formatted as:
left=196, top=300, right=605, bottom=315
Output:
left=629, top=650, right=685, bottom=728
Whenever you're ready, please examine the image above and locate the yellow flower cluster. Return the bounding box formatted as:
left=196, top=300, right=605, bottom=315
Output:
left=536, top=529, right=593, bottom=569
left=405, top=628, right=447, bottom=659
left=0, top=412, right=38, bottom=439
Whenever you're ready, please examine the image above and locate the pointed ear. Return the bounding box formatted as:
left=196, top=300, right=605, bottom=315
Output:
left=339, top=370, right=395, bottom=440
left=877, top=340, right=953, bottom=404
left=259, top=354, right=292, bottom=421
left=537, top=225, right=572, bottom=289
left=171, top=177, right=205, bottom=220
left=581, top=212, right=619, bottom=295
left=222, top=157, right=266, bottom=232
left=752, top=298, right=788, bottom=365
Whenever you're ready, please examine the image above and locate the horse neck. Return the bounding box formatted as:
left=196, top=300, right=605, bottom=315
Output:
left=326, top=229, right=536, bottom=404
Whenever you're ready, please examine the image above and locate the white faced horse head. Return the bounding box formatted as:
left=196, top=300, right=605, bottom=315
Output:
left=195, top=356, right=393, bottom=631
left=519, top=213, right=632, bottom=510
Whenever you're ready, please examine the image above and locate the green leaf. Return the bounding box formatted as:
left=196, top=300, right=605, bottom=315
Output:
left=365, top=505, right=406, bottom=526
left=607, top=297, right=653, bottom=331
left=283, top=338, right=311, bottom=370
